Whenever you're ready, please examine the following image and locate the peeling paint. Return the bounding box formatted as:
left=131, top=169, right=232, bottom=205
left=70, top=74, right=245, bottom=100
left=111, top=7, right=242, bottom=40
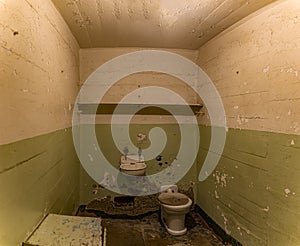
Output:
left=236, top=115, right=242, bottom=126
left=292, top=122, right=299, bottom=133
left=287, top=68, right=298, bottom=77
left=220, top=173, right=228, bottom=187
left=214, top=171, right=229, bottom=188
left=263, top=66, right=270, bottom=73
left=221, top=212, right=231, bottom=235
left=214, top=190, right=220, bottom=199
left=284, top=188, right=291, bottom=196
left=261, top=206, right=269, bottom=212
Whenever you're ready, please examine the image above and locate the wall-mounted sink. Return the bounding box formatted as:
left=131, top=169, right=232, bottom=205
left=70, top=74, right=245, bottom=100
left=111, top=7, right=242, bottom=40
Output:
left=120, top=155, right=147, bottom=176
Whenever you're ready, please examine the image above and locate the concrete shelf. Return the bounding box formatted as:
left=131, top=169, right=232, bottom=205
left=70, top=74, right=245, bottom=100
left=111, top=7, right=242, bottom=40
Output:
left=77, top=103, right=203, bottom=116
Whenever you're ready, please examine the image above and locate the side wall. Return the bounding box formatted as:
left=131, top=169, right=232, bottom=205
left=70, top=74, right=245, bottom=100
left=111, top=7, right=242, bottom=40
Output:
left=0, top=0, right=80, bottom=245
left=196, top=1, right=300, bottom=245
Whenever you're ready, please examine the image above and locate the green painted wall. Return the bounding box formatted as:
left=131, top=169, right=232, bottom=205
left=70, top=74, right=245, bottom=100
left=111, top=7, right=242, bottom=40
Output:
left=197, top=125, right=300, bottom=246
left=0, top=128, right=80, bottom=245
left=80, top=124, right=198, bottom=204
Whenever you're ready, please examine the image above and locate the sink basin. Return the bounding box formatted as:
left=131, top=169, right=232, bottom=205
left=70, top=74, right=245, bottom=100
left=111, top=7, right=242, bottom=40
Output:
left=120, top=155, right=147, bottom=176
left=120, top=162, right=147, bottom=176
left=120, top=155, right=144, bottom=164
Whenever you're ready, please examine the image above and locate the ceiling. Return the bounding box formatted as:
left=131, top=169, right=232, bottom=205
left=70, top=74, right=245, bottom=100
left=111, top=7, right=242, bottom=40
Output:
left=52, top=0, right=277, bottom=50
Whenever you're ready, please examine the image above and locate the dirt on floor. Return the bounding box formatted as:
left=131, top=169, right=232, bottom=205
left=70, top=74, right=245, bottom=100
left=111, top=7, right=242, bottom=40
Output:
left=84, top=187, right=194, bottom=217
left=76, top=189, right=231, bottom=246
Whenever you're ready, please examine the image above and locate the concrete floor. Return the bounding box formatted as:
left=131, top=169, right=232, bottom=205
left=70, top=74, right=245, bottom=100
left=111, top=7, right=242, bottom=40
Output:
left=78, top=208, right=227, bottom=246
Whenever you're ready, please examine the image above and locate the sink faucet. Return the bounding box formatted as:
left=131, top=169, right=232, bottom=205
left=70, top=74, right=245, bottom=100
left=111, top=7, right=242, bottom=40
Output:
left=137, top=133, right=146, bottom=162
left=123, top=147, right=129, bottom=160
left=138, top=147, right=142, bottom=161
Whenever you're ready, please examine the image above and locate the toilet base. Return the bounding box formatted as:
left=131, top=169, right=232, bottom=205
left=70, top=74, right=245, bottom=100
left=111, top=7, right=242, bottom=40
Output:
left=162, top=218, right=187, bottom=236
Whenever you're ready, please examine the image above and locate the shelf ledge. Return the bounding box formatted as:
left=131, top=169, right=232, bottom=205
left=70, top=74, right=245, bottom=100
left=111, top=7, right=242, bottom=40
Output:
left=77, top=103, right=203, bottom=116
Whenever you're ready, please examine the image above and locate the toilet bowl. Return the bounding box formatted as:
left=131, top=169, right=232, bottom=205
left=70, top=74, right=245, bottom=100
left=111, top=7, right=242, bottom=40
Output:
left=158, top=185, right=192, bottom=236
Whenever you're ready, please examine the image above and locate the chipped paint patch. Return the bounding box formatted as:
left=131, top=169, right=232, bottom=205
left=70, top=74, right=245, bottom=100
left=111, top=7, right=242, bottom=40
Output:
left=221, top=212, right=231, bottom=235
left=214, top=190, right=220, bottom=199
left=261, top=206, right=270, bottom=212
left=284, top=188, right=291, bottom=196
left=292, top=122, right=299, bottom=133
left=263, top=66, right=270, bottom=73
left=213, top=171, right=228, bottom=188
left=220, top=173, right=228, bottom=187
left=287, top=68, right=299, bottom=77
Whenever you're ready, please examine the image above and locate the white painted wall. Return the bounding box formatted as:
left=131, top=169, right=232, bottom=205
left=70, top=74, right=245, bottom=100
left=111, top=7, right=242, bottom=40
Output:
left=197, top=0, right=300, bottom=135
left=0, top=0, right=80, bottom=145
left=79, top=47, right=200, bottom=124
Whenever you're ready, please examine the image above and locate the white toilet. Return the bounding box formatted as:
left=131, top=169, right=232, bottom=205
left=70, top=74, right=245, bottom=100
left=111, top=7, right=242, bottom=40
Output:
left=158, top=185, right=192, bottom=236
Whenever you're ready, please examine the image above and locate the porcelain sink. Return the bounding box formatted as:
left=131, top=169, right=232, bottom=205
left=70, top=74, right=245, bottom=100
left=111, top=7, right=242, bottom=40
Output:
left=120, top=155, right=147, bottom=176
